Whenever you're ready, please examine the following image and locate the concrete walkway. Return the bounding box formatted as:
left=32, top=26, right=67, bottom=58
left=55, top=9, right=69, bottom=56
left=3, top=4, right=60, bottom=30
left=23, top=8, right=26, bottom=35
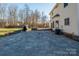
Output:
left=0, top=31, right=79, bottom=56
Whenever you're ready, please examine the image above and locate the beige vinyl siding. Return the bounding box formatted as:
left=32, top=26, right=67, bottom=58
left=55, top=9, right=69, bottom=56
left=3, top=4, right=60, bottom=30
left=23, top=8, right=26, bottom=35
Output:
left=50, top=3, right=79, bottom=36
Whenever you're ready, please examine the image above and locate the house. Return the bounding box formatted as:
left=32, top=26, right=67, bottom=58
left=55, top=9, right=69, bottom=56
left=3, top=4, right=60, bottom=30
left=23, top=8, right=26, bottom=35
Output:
left=49, top=3, right=79, bottom=38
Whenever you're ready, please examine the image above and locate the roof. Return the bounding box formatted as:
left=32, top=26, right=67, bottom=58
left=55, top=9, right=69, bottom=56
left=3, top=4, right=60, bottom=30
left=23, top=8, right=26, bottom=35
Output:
left=49, top=3, right=59, bottom=15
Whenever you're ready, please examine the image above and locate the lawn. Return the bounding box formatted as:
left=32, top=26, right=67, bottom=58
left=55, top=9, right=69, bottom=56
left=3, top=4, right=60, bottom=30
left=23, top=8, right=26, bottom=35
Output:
left=0, top=28, right=22, bottom=36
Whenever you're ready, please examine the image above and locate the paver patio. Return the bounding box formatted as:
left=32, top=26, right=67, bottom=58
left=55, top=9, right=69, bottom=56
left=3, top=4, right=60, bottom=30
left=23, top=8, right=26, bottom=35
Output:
left=0, top=31, right=79, bottom=56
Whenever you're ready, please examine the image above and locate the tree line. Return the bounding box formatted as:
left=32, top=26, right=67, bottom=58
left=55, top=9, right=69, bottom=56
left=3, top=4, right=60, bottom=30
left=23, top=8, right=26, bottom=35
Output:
left=0, top=4, right=49, bottom=28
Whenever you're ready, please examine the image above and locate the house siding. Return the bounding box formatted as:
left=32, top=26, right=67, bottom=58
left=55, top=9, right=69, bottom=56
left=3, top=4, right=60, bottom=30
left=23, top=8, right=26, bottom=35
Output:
left=50, top=3, right=79, bottom=36
left=76, top=4, right=79, bottom=36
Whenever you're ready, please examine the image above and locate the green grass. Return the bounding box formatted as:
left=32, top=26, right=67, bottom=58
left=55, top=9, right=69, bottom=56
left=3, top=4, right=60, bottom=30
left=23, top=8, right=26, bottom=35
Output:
left=0, top=28, right=22, bottom=36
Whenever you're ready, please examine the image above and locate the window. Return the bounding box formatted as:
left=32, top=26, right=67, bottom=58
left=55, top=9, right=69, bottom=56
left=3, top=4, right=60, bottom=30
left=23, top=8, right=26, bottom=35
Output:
left=64, top=3, right=68, bottom=8
left=64, top=18, right=70, bottom=25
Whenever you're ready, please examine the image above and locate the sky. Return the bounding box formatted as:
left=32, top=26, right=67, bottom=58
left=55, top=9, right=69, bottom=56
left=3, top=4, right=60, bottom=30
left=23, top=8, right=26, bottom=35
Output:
left=27, top=3, right=55, bottom=16
left=1, top=3, right=55, bottom=20
left=17, top=3, right=55, bottom=20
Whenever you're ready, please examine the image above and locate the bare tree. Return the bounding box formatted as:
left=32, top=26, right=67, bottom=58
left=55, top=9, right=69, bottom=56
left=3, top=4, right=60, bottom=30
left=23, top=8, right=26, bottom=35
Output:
left=24, top=4, right=30, bottom=24
left=8, top=4, right=18, bottom=26
left=35, top=9, right=40, bottom=22
left=0, top=4, right=7, bottom=27
left=34, top=9, right=40, bottom=28
left=41, top=12, right=47, bottom=23
left=0, top=4, right=47, bottom=28
left=29, top=10, right=35, bottom=28
left=18, top=9, right=25, bottom=24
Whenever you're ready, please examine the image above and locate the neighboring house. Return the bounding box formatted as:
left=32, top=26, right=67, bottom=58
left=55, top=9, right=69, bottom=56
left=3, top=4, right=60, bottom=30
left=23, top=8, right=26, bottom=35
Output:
left=49, top=3, right=79, bottom=37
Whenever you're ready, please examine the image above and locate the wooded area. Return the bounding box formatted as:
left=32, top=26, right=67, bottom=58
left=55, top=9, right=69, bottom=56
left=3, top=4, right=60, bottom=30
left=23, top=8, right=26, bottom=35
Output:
left=0, top=4, right=49, bottom=28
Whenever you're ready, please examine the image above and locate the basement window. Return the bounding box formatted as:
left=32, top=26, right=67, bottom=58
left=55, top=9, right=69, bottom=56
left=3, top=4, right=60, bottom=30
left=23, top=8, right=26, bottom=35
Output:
left=64, top=18, right=70, bottom=25
left=64, top=3, right=68, bottom=8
